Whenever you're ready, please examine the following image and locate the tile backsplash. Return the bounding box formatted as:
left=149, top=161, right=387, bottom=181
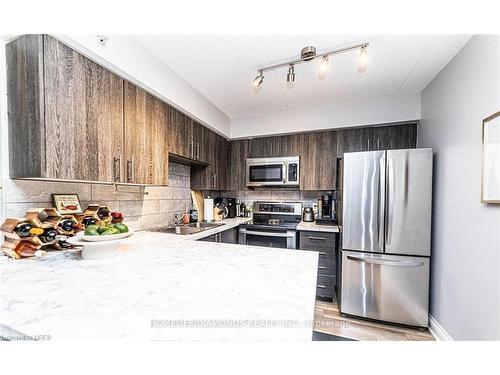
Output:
left=214, top=189, right=336, bottom=211
left=2, top=163, right=192, bottom=230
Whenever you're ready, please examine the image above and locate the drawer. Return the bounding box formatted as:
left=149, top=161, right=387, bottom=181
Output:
left=316, top=275, right=336, bottom=298
left=318, top=256, right=335, bottom=275
left=300, top=231, right=336, bottom=250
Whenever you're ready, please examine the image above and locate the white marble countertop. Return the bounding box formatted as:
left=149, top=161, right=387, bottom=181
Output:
left=296, top=221, right=340, bottom=233
left=0, top=229, right=318, bottom=341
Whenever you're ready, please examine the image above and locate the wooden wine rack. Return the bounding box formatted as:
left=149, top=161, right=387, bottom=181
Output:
left=0, top=204, right=114, bottom=259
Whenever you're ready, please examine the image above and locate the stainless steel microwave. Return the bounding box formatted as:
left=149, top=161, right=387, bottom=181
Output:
left=246, top=156, right=299, bottom=187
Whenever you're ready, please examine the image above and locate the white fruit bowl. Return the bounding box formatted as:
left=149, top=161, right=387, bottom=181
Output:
left=66, top=236, right=123, bottom=260
left=76, top=231, right=134, bottom=242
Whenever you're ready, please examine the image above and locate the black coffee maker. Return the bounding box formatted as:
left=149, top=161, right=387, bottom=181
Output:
left=316, top=193, right=337, bottom=225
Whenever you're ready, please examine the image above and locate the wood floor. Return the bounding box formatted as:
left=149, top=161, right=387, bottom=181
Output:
left=314, top=300, right=434, bottom=341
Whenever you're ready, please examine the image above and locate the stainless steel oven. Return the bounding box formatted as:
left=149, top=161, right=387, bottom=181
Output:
left=239, top=227, right=297, bottom=249
left=246, top=157, right=299, bottom=187
left=238, top=202, right=302, bottom=249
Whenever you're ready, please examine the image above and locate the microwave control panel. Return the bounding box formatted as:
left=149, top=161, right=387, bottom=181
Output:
left=288, top=163, right=298, bottom=182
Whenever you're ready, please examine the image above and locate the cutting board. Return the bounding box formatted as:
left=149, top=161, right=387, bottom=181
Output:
left=191, top=191, right=204, bottom=222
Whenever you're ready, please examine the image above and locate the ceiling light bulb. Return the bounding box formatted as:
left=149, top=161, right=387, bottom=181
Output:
left=253, top=71, right=264, bottom=88
left=318, top=55, right=329, bottom=79
left=358, top=45, right=368, bottom=73
left=287, top=65, right=295, bottom=88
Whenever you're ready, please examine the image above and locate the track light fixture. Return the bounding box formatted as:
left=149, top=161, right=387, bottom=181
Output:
left=357, top=45, right=368, bottom=73
left=252, top=42, right=369, bottom=88
left=253, top=70, right=264, bottom=88
left=286, top=64, right=295, bottom=88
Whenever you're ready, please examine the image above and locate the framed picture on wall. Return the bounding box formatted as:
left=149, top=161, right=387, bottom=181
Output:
left=481, top=111, right=500, bottom=203
left=52, top=194, right=84, bottom=214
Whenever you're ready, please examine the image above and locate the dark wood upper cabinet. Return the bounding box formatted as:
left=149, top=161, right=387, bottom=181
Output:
left=193, top=121, right=215, bottom=164
left=168, top=108, right=194, bottom=160
left=124, top=82, right=169, bottom=185
left=299, top=131, right=337, bottom=191
left=227, top=139, right=248, bottom=191
left=191, top=131, right=228, bottom=190
left=7, top=35, right=124, bottom=182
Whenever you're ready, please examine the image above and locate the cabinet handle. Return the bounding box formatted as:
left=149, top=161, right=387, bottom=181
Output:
left=317, top=284, right=326, bottom=289
left=189, top=140, right=194, bottom=159
left=307, top=236, right=327, bottom=241
left=195, top=143, right=200, bottom=160
left=212, top=174, right=217, bottom=189
left=113, top=157, right=121, bottom=182
left=367, top=139, right=370, bottom=150
left=377, top=138, right=380, bottom=150
left=318, top=266, right=327, bottom=270
left=319, top=252, right=327, bottom=256
left=127, top=158, right=134, bottom=183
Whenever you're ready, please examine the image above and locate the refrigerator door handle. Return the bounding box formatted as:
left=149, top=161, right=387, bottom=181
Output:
left=347, top=254, right=424, bottom=268
left=386, top=157, right=395, bottom=246
left=378, top=153, right=386, bottom=249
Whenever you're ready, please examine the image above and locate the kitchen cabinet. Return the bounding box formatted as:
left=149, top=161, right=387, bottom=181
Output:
left=372, top=123, right=418, bottom=150
left=123, top=82, right=169, bottom=185
left=227, top=139, right=248, bottom=190
left=168, top=108, right=194, bottom=160
left=337, top=123, right=418, bottom=157
left=191, top=131, right=228, bottom=190
left=299, top=230, right=337, bottom=301
left=192, top=121, right=215, bottom=164
left=248, top=134, right=300, bottom=158
left=299, top=131, right=337, bottom=190
left=198, top=227, right=238, bottom=244
left=7, top=35, right=125, bottom=182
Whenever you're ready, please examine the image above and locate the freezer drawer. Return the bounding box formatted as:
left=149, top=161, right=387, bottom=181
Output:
left=340, top=250, right=429, bottom=327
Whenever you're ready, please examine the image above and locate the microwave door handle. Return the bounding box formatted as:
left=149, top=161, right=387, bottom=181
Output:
left=283, top=163, right=287, bottom=184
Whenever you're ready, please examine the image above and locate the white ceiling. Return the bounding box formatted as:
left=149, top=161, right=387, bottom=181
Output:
left=135, top=35, right=471, bottom=119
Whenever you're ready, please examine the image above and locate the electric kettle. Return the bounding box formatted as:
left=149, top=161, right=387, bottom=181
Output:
left=302, top=206, right=314, bottom=222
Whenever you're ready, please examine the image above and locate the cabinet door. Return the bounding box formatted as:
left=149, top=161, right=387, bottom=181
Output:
left=299, top=131, right=337, bottom=190
left=124, top=82, right=169, bottom=185
left=228, top=139, right=248, bottom=190
left=169, top=107, right=193, bottom=159
left=214, top=134, right=229, bottom=189
left=277, top=134, right=300, bottom=156
left=248, top=137, right=277, bottom=157
left=44, top=36, right=124, bottom=182
left=372, top=124, right=418, bottom=150
left=193, top=122, right=215, bottom=164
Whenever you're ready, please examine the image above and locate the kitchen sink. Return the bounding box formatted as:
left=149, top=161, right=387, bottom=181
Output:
left=147, top=222, right=225, bottom=235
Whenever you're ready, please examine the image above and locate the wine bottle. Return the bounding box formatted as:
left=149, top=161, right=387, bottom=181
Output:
left=39, top=228, right=58, bottom=243
left=58, top=218, right=75, bottom=232
left=97, top=207, right=110, bottom=220
left=82, top=216, right=97, bottom=227
left=15, top=222, right=33, bottom=237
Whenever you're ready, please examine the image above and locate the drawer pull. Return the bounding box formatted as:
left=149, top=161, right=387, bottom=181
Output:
left=317, top=284, right=326, bottom=289
left=318, top=266, right=326, bottom=270
left=307, top=236, right=327, bottom=241
left=319, top=252, right=327, bottom=256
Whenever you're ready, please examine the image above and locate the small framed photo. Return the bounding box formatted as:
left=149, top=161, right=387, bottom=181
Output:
left=52, top=194, right=83, bottom=214
left=481, top=111, right=500, bottom=203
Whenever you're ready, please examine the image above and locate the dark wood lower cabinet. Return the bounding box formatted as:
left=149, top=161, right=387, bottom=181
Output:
left=198, top=227, right=238, bottom=244
left=299, top=230, right=337, bottom=301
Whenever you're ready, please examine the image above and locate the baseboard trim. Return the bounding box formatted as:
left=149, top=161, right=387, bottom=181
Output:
left=428, top=314, right=454, bottom=341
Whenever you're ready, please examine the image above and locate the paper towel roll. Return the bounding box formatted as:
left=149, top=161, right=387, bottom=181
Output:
left=203, top=198, right=214, bottom=222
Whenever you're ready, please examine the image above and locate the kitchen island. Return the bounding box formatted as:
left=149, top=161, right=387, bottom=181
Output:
left=0, top=230, right=318, bottom=341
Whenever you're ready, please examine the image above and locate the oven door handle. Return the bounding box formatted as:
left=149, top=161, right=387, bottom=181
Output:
left=239, top=228, right=296, bottom=238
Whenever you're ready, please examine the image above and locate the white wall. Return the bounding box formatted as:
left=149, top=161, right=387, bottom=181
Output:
left=230, top=95, right=420, bottom=138
left=420, top=35, right=500, bottom=340
left=54, top=35, right=231, bottom=137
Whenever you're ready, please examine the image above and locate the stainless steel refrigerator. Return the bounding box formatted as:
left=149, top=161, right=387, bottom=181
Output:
left=340, top=148, right=432, bottom=327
